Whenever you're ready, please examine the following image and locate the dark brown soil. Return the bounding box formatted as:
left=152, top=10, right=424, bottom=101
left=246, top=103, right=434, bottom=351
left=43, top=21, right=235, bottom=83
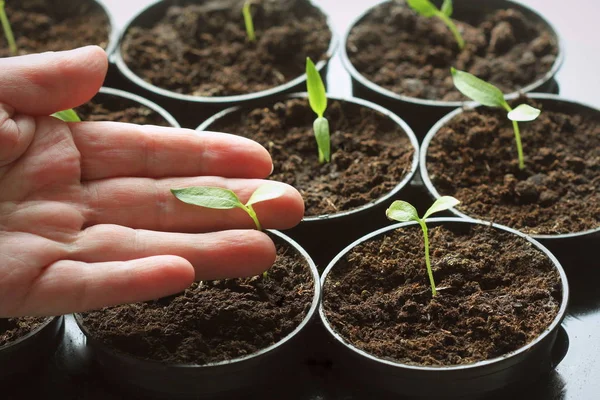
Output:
left=322, top=223, right=562, bottom=366
left=79, top=239, right=313, bottom=364
left=0, top=0, right=110, bottom=58
left=121, top=0, right=331, bottom=96
left=426, top=99, right=600, bottom=235
left=209, top=98, right=415, bottom=216
left=75, top=93, right=172, bottom=126
left=347, top=1, right=558, bottom=101
left=0, top=317, right=48, bottom=347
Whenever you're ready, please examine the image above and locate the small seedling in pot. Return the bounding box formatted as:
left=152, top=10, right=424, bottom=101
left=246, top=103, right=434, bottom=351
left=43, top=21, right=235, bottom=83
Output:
left=451, top=68, right=541, bottom=170
left=306, top=57, right=330, bottom=164
left=242, top=0, right=256, bottom=42
left=0, top=0, right=17, bottom=56
left=51, top=109, right=81, bottom=122
left=171, top=184, right=285, bottom=278
left=386, top=196, right=460, bottom=297
left=406, top=0, right=464, bottom=50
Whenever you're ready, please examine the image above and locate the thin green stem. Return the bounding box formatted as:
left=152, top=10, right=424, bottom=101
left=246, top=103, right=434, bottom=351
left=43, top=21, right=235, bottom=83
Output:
left=512, top=119, right=525, bottom=170
left=246, top=205, right=262, bottom=231
left=242, top=1, right=256, bottom=42
left=436, top=12, right=464, bottom=50
left=0, top=0, right=17, bottom=56
left=419, top=220, right=437, bottom=297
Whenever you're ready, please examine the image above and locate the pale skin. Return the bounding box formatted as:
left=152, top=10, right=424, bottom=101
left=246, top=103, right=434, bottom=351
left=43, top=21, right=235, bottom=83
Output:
left=0, top=46, right=304, bottom=317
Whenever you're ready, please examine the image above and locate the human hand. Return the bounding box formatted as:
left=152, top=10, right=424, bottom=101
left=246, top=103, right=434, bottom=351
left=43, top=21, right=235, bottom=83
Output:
left=0, top=46, right=304, bottom=317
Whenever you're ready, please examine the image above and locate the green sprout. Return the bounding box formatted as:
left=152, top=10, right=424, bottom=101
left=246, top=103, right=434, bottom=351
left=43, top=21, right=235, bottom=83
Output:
left=171, top=184, right=285, bottom=231
left=51, top=109, right=81, bottom=122
left=406, top=0, right=464, bottom=50
left=242, top=0, right=256, bottom=42
left=386, top=196, right=460, bottom=297
left=0, top=0, right=17, bottom=56
left=306, top=57, right=330, bottom=164
left=451, top=68, right=541, bottom=170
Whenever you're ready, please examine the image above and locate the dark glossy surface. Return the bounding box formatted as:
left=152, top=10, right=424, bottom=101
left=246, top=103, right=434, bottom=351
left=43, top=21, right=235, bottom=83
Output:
left=4, top=1, right=599, bottom=399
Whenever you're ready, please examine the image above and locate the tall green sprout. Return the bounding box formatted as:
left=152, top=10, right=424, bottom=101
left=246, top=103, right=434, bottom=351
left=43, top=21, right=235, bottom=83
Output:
left=306, top=57, right=330, bottom=164
left=0, top=0, right=17, bottom=56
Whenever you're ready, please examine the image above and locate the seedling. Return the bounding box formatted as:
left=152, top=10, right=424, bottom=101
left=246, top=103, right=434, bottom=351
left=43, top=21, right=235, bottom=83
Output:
left=51, top=109, right=81, bottom=122
left=0, top=0, right=17, bottom=56
left=242, top=0, right=256, bottom=42
left=406, top=0, right=464, bottom=50
left=306, top=57, right=330, bottom=163
left=451, top=68, right=541, bottom=170
left=171, top=184, right=285, bottom=231
left=386, top=196, right=460, bottom=296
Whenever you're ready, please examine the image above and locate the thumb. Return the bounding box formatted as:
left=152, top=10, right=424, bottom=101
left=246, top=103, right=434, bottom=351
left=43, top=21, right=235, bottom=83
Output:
left=0, top=46, right=108, bottom=115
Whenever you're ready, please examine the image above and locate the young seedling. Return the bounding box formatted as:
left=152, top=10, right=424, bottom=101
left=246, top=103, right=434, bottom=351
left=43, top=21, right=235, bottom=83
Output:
left=171, top=184, right=285, bottom=231
left=451, top=68, right=541, bottom=170
left=386, top=196, right=460, bottom=297
left=51, top=109, right=81, bottom=122
left=0, top=0, right=17, bottom=56
left=406, top=0, right=464, bottom=50
left=306, top=57, right=330, bottom=164
left=242, top=0, right=256, bottom=42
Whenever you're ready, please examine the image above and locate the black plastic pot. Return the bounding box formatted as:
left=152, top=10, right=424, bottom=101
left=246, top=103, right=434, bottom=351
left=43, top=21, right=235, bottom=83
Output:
left=84, top=87, right=180, bottom=127
left=420, top=93, right=600, bottom=274
left=113, top=0, right=338, bottom=129
left=319, top=218, right=570, bottom=398
left=198, top=93, right=420, bottom=270
left=0, top=316, right=64, bottom=382
left=340, top=0, right=564, bottom=141
left=74, top=230, right=320, bottom=399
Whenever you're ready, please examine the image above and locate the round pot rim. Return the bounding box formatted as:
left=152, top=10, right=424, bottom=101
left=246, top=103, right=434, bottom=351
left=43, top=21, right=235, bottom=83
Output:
left=318, top=217, right=570, bottom=372
left=114, top=0, right=339, bottom=103
left=197, top=92, right=421, bottom=222
left=97, top=87, right=181, bottom=128
left=339, top=0, right=565, bottom=108
left=74, top=229, right=320, bottom=369
left=0, top=316, right=59, bottom=351
left=419, top=92, right=600, bottom=240
left=95, top=0, right=119, bottom=59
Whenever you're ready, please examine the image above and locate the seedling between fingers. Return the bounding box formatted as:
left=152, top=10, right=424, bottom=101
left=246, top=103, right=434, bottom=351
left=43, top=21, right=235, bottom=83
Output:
left=451, top=68, right=541, bottom=170
left=306, top=57, right=330, bottom=164
left=386, top=196, right=460, bottom=296
left=406, top=0, right=464, bottom=50
left=0, top=0, right=17, bottom=56
left=51, top=109, right=82, bottom=122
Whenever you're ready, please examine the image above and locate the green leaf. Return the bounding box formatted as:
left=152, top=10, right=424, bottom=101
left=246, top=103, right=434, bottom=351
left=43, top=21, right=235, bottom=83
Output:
left=246, top=184, right=286, bottom=206
left=441, top=0, right=453, bottom=17
left=423, top=196, right=460, bottom=219
left=171, top=187, right=244, bottom=210
left=306, top=57, right=327, bottom=118
left=406, top=0, right=438, bottom=17
left=51, top=109, right=81, bottom=122
left=313, top=117, right=331, bottom=163
left=386, top=201, right=420, bottom=223
left=507, top=104, right=541, bottom=122
left=450, top=68, right=508, bottom=109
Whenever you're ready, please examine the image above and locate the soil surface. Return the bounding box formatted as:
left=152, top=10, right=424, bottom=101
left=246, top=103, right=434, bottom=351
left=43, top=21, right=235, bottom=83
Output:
left=0, top=0, right=110, bottom=58
left=347, top=1, right=558, bottom=101
left=426, top=99, right=600, bottom=235
left=323, top=224, right=562, bottom=366
left=0, top=317, right=48, bottom=347
left=75, top=94, right=172, bottom=126
left=121, top=0, right=331, bottom=96
left=209, top=98, right=415, bottom=216
left=79, top=238, right=313, bottom=364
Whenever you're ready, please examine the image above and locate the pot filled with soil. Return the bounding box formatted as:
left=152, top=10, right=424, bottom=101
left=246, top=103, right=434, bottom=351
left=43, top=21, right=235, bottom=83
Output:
left=341, top=0, right=563, bottom=140
left=198, top=93, right=419, bottom=269
left=75, top=87, right=180, bottom=127
left=420, top=93, right=600, bottom=273
left=115, top=0, right=336, bottom=128
left=74, top=230, right=319, bottom=398
left=0, top=316, right=64, bottom=382
left=0, top=0, right=116, bottom=58
left=320, top=217, right=569, bottom=398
